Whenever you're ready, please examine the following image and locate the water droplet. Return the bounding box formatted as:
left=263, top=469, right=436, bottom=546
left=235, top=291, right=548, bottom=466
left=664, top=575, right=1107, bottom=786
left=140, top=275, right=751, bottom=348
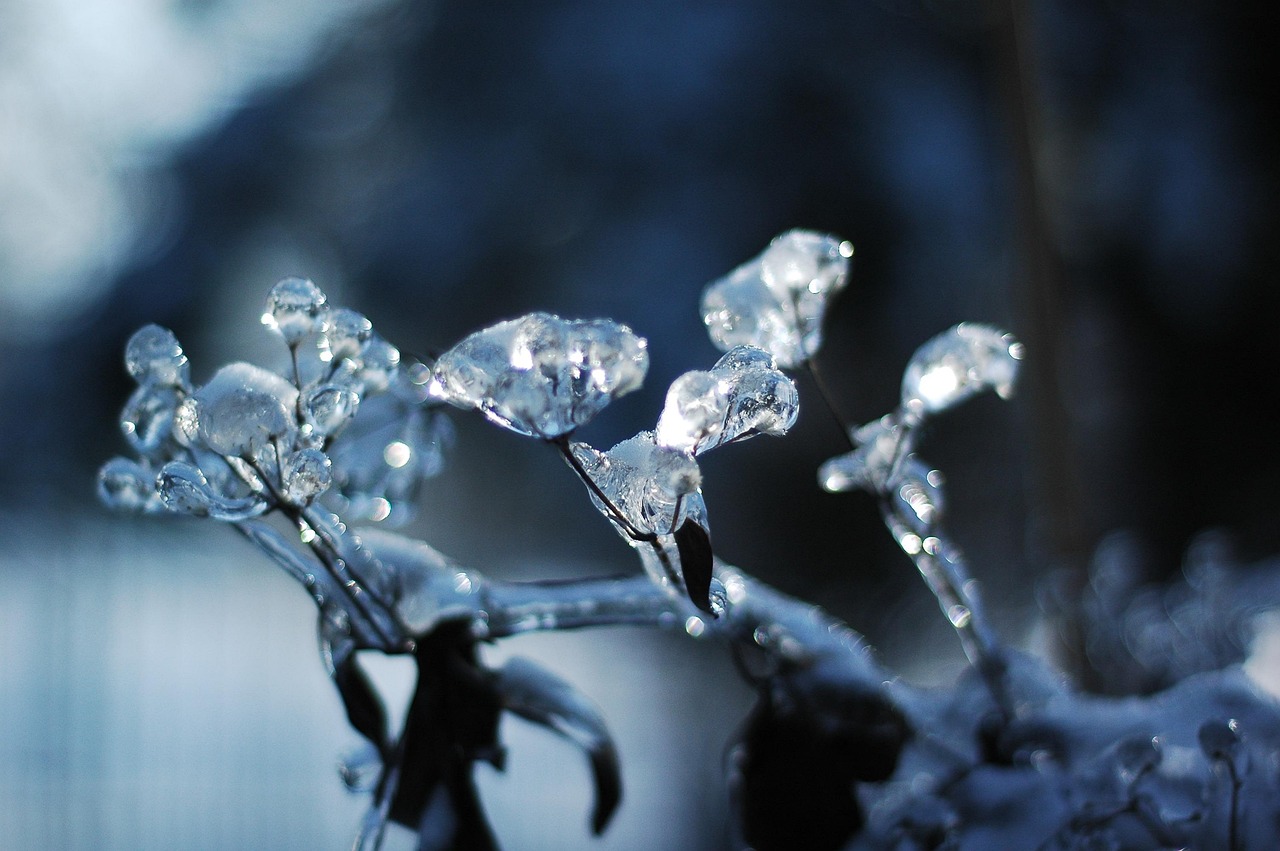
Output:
left=684, top=616, right=706, bottom=637
left=263, top=277, right=327, bottom=344
left=125, top=324, right=189, bottom=387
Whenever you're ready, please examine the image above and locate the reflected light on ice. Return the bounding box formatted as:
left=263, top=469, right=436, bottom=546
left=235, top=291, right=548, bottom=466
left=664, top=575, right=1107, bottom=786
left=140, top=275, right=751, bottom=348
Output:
left=0, top=0, right=393, bottom=341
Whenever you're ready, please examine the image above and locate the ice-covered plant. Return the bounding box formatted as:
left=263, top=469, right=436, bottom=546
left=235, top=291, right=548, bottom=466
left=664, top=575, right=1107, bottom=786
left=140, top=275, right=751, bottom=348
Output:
left=101, top=232, right=1280, bottom=850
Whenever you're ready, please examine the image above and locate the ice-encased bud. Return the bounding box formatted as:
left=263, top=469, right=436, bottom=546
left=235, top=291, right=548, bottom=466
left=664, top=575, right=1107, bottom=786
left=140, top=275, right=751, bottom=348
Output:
left=701, top=230, right=852, bottom=368
left=320, top=308, right=373, bottom=363
left=192, top=362, right=299, bottom=457
left=263, top=277, right=327, bottom=344
left=901, top=323, right=1022, bottom=420
left=430, top=312, right=648, bottom=439
left=571, top=432, right=700, bottom=538
left=655, top=371, right=728, bottom=453
left=157, top=460, right=269, bottom=520
left=304, top=385, right=360, bottom=436
left=714, top=346, right=798, bottom=447
left=283, top=447, right=332, bottom=505
left=125, top=324, right=189, bottom=387
left=655, top=346, right=798, bottom=455
left=120, top=384, right=181, bottom=454
left=97, top=457, right=161, bottom=513
left=818, top=416, right=909, bottom=493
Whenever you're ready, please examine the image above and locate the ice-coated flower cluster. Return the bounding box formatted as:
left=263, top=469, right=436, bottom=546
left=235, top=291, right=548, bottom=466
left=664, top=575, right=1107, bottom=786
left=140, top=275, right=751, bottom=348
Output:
left=99, top=277, right=449, bottom=525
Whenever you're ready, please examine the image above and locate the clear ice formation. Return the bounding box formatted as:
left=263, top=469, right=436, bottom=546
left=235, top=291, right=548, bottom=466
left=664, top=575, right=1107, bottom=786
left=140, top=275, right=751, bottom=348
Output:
left=99, top=278, right=448, bottom=526
left=818, top=323, right=1020, bottom=689
left=429, top=312, right=649, bottom=439
left=655, top=345, right=798, bottom=455
left=570, top=432, right=703, bottom=540
left=701, top=229, right=852, bottom=368
left=900, top=323, right=1024, bottom=422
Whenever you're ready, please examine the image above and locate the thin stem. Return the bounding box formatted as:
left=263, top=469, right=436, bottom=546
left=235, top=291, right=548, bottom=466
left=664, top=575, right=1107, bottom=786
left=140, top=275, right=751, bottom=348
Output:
left=880, top=498, right=1012, bottom=721
left=552, top=436, right=657, bottom=543
left=805, top=359, right=857, bottom=451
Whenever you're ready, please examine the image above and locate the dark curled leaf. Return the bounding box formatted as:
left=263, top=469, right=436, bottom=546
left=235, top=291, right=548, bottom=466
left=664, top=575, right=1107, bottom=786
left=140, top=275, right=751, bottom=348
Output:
left=494, top=656, right=622, bottom=835
left=732, top=667, right=910, bottom=851
left=333, top=653, right=391, bottom=755
left=675, top=517, right=715, bottom=614
left=389, top=622, right=504, bottom=850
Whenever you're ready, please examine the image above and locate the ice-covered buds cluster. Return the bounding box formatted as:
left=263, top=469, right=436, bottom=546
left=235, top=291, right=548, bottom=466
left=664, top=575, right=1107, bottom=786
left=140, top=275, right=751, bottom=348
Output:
left=99, top=278, right=447, bottom=524
left=569, top=347, right=798, bottom=614
left=428, top=312, right=649, bottom=439
left=819, top=323, right=1023, bottom=504
left=701, top=229, right=852, bottom=368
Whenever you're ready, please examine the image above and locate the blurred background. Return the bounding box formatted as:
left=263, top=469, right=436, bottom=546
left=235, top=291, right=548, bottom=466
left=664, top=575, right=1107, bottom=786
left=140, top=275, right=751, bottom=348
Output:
left=1, top=0, right=1276, bottom=847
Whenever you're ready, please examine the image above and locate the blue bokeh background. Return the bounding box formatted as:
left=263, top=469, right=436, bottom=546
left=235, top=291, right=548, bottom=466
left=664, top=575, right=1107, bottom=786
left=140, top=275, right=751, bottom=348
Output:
left=1, top=1, right=1276, bottom=847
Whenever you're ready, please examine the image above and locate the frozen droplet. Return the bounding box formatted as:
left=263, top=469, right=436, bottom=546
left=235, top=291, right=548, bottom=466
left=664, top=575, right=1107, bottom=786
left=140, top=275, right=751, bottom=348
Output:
left=701, top=230, right=851, bottom=368
left=892, top=458, right=946, bottom=535
left=125, top=324, right=190, bottom=387
left=320, top=308, right=373, bottom=363
left=357, top=336, right=400, bottom=394
left=193, top=362, right=299, bottom=457
left=818, top=416, right=908, bottom=493
left=120, top=384, right=180, bottom=454
left=304, top=384, right=360, bottom=436
left=283, top=448, right=333, bottom=505
left=901, top=323, right=1022, bottom=419
left=714, top=346, right=798, bottom=448
left=98, top=457, right=161, bottom=513
left=655, top=371, right=728, bottom=453
left=432, top=313, right=648, bottom=439
left=263, top=277, right=327, bottom=344
left=157, top=460, right=269, bottom=520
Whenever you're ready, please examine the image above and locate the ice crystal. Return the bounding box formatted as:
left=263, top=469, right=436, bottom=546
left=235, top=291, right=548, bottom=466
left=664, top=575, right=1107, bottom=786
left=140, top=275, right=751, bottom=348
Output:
left=191, top=362, right=299, bottom=457
left=429, top=312, right=648, bottom=439
left=655, top=345, right=798, bottom=455
left=701, top=229, right=852, bottom=368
